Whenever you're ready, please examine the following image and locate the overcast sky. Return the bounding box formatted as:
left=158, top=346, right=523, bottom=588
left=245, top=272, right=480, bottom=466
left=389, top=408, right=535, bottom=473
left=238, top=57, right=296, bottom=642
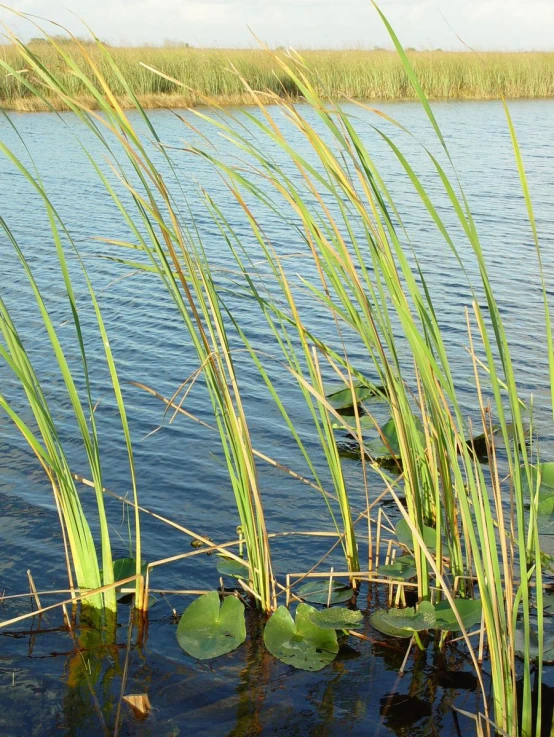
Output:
left=2, top=1, right=553, bottom=50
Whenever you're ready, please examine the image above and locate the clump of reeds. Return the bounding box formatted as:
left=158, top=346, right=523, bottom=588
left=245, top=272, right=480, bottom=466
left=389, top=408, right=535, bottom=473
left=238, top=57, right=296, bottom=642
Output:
left=1, top=40, right=554, bottom=111
left=0, top=7, right=552, bottom=737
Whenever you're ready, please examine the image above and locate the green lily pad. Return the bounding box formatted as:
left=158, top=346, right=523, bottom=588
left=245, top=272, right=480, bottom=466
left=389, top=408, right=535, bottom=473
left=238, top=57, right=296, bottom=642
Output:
left=377, top=555, right=417, bottom=580
left=371, top=601, right=436, bottom=638
left=264, top=604, right=339, bottom=671
left=542, top=594, right=554, bottom=616
left=537, top=494, right=554, bottom=534
left=326, top=380, right=386, bottom=411
left=366, top=417, right=402, bottom=457
left=297, top=580, right=354, bottom=605
left=331, top=415, right=375, bottom=431
left=395, top=519, right=437, bottom=551
left=434, top=599, right=482, bottom=632
left=370, top=611, right=413, bottom=638
left=216, top=556, right=249, bottom=579
left=307, top=607, right=364, bottom=630
left=514, top=623, right=554, bottom=663
left=176, top=591, right=246, bottom=660
left=111, top=558, right=147, bottom=585
left=104, top=558, right=147, bottom=600
left=521, top=463, right=554, bottom=498
left=365, top=417, right=425, bottom=459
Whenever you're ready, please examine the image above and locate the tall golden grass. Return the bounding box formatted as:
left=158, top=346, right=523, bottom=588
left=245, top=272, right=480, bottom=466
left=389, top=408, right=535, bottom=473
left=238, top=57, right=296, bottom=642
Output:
left=1, top=42, right=554, bottom=111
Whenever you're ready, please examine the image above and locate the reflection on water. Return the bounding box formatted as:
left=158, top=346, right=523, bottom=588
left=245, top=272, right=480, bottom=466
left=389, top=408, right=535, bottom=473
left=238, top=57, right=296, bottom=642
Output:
left=1, top=98, right=554, bottom=733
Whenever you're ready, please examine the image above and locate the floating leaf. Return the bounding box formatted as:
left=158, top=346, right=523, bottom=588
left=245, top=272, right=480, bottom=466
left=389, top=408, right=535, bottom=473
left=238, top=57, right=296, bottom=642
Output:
left=365, top=417, right=425, bottom=459
left=326, top=380, right=385, bottom=411
left=112, top=557, right=147, bottom=586
left=537, top=493, right=554, bottom=534
left=176, top=591, right=246, bottom=660
left=371, top=602, right=436, bottom=638
left=370, top=611, right=413, bottom=638
left=366, top=417, right=402, bottom=457
left=216, top=556, right=249, bottom=579
left=331, top=415, right=375, bottom=431
left=307, top=607, right=364, bottom=630
left=104, top=558, right=147, bottom=601
left=377, top=555, right=417, bottom=580
left=434, top=599, right=482, bottom=632
left=395, top=519, right=437, bottom=551
left=264, top=604, right=339, bottom=671
left=521, top=462, right=554, bottom=498
left=297, top=580, right=354, bottom=605
left=514, top=623, right=554, bottom=663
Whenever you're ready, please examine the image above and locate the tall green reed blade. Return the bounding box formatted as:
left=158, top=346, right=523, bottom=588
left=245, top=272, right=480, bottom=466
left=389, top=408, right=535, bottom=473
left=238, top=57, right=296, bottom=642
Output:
left=0, top=221, right=107, bottom=608
left=371, top=12, right=545, bottom=734
left=168, top=12, right=547, bottom=732
left=0, top=19, right=276, bottom=610
left=198, top=189, right=361, bottom=577
left=1, top=10, right=549, bottom=732
left=183, top=88, right=451, bottom=599
left=0, top=110, right=142, bottom=610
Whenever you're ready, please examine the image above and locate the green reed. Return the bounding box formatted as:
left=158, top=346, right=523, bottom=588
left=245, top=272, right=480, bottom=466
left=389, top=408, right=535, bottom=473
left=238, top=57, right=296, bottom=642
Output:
left=0, top=23, right=277, bottom=611
left=0, top=172, right=142, bottom=609
left=174, top=15, right=549, bottom=733
left=1, top=37, right=554, bottom=111
left=0, top=7, right=551, bottom=733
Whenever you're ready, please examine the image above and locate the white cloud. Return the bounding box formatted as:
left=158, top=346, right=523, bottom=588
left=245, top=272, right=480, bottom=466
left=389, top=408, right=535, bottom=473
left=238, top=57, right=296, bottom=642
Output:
left=1, top=0, right=553, bottom=49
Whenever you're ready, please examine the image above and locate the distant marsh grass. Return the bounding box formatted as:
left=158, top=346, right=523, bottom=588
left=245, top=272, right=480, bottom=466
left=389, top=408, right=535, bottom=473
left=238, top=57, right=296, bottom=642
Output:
left=1, top=44, right=554, bottom=110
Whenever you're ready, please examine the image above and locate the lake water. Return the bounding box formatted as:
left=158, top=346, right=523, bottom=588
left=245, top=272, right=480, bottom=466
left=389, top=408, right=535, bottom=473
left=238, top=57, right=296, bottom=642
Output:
left=1, top=98, right=554, bottom=736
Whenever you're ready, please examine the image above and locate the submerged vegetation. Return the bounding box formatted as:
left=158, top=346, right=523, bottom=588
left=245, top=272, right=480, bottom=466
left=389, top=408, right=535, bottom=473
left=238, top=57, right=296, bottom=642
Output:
left=1, top=6, right=554, bottom=737
left=1, top=41, right=554, bottom=110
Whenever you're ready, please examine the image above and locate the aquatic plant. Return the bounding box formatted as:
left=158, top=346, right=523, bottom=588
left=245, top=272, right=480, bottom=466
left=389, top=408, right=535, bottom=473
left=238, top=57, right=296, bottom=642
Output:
left=1, top=40, right=554, bottom=111
left=0, top=204, right=142, bottom=609
left=176, top=591, right=247, bottom=659
left=0, top=18, right=277, bottom=612
left=170, top=11, right=551, bottom=732
left=0, top=5, right=552, bottom=735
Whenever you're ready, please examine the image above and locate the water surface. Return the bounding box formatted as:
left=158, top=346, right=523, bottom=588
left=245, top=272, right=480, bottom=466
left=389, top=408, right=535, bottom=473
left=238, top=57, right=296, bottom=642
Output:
left=1, top=98, right=554, bottom=735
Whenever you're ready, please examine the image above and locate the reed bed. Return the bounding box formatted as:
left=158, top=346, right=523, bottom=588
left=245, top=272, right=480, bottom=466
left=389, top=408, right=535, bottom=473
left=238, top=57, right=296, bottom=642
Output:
left=0, top=9, right=553, bottom=737
left=1, top=42, right=554, bottom=111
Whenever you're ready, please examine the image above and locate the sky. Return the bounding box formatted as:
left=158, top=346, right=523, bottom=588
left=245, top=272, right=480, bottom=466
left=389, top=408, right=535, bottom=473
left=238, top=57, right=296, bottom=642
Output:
left=2, top=0, right=554, bottom=50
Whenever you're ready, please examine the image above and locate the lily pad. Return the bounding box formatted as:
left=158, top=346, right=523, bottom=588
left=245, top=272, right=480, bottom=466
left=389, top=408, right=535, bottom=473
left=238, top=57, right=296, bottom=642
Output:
left=176, top=591, right=246, bottom=660
left=434, top=599, right=482, bottom=632
left=216, top=556, right=249, bottom=579
left=377, top=555, right=417, bottom=580
left=264, top=603, right=339, bottom=671
left=514, top=623, right=554, bottom=663
left=326, top=380, right=385, bottom=411
left=331, top=415, right=375, bottom=431
left=366, top=417, right=402, bottom=457
left=543, top=594, right=554, bottom=613
left=370, top=611, right=413, bottom=638
left=365, top=417, right=425, bottom=459
left=537, top=495, right=554, bottom=534
left=105, top=558, right=148, bottom=600
left=371, top=601, right=436, bottom=638
left=395, top=518, right=437, bottom=551
left=307, top=607, right=364, bottom=630
left=521, top=462, right=554, bottom=498
left=297, top=580, right=354, bottom=605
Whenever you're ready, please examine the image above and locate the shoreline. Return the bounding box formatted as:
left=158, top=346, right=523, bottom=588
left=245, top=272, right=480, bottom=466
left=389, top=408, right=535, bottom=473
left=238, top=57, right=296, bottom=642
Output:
left=1, top=47, right=553, bottom=113
left=2, top=90, right=554, bottom=113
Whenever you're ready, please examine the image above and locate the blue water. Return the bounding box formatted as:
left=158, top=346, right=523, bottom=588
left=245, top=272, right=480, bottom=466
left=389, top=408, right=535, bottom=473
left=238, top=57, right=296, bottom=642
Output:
left=1, top=98, right=554, bottom=735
